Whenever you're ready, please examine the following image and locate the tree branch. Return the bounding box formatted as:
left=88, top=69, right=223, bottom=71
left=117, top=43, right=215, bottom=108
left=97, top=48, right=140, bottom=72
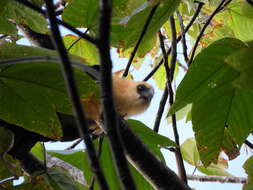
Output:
left=143, top=1, right=204, bottom=81
left=43, top=1, right=109, bottom=190
left=176, top=10, right=189, bottom=63
left=119, top=119, right=191, bottom=190
left=168, top=15, right=188, bottom=183
left=97, top=0, right=136, bottom=189
left=153, top=31, right=170, bottom=133
left=122, top=4, right=159, bottom=77
left=188, top=0, right=232, bottom=65
left=187, top=174, right=247, bottom=184
left=245, top=139, right=253, bottom=150
left=0, top=56, right=100, bottom=80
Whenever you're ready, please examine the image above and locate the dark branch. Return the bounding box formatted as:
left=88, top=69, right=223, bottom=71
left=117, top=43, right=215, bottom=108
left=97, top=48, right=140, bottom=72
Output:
left=122, top=4, right=159, bottom=77
left=44, top=1, right=109, bottom=190
left=97, top=0, right=136, bottom=189
left=16, top=0, right=97, bottom=45
left=188, top=0, right=231, bottom=65
left=118, top=119, right=191, bottom=190
left=176, top=11, right=189, bottom=63
left=153, top=31, right=170, bottom=133
left=143, top=1, right=204, bottom=81
left=245, top=139, right=253, bottom=150
left=153, top=87, right=169, bottom=132
left=168, top=16, right=187, bottom=183
left=67, top=29, right=89, bottom=51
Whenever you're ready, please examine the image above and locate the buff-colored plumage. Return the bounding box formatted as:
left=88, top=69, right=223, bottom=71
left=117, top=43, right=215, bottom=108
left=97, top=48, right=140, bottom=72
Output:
left=81, top=70, right=154, bottom=134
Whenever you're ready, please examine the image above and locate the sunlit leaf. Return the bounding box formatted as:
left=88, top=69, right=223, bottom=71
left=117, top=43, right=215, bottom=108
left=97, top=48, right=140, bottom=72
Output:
left=181, top=138, right=231, bottom=176
left=227, top=2, right=253, bottom=41
left=243, top=156, right=253, bottom=190
left=63, top=34, right=99, bottom=65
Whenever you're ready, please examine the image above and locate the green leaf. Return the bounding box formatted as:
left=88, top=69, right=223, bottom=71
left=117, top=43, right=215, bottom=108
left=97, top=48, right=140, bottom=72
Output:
left=111, top=1, right=180, bottom=48
left=127, top=119, right=176, bottom=148
left=62, top=0, right=99, bottom=29
left=46, top=167, right=80, bottom=190
left=0, top=18, right=17, bottom=35
left=169, top=38, right=252, bottom=165
left=31, top=143, right=45, bottom=161
left=181, top=138, right=200, bottom=166
left=0, top=127, right=14, bottom=156
left=0, top=44, right=99, bottom=139
left=1, top=0, right=48, bottom=34
left=63, top=35, right=99, bottom=65
left=227, top=3, right=253, bottom=41
left=49, top=149, right=92, bottom=186
left=197, top=164, right=231, bottom=177
left=241, top=2, right=253, bottom=18
left=226, top=46, right=253, bottom=89
left=243, top=156, right=253, bottom=190
left=181, top=138, right=231, bottom=176
left=221, top=129, right=240, bottom=160
left=167, top=104, right=192, bottom=124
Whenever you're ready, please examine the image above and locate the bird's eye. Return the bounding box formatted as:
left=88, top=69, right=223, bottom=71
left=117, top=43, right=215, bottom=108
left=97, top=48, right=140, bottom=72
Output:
left=137, top=84, right=146, bottom=92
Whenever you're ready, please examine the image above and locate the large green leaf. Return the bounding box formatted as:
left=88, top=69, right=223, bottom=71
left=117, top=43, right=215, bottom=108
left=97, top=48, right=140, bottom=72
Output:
left=0, top=44, right=99, bottom=139
left=111, top=1, right=180, bottom=48
left=62, top=0, right=146, bottom=29
left=63, top=35, right=99, bottom=65
left=169, top=38, right=253, bottom=165
left=62, top=0, right=179, bottom=49
left=0, top=0, right=48, bottom=34
left=243, top=156, right=253, bottom=190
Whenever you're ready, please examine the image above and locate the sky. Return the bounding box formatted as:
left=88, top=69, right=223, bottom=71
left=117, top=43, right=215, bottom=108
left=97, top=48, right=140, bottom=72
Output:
left=15, top=26, right=253, bottom=190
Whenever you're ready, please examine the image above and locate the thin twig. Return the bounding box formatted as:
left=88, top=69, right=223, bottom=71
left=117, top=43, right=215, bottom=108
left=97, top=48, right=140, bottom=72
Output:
left=245, top=139, right=253, bottom=150
left=65, top=139, right=83, bottom=150
left=153, top=31, right=170, bottom=132
left=143, top=1, right=204, bottom=81
left=153, top=88, right=169, bottom=132
left=188, top=0, right=232, bottom=65
left=44, top=1, right=109, bottom=190
left=97, top=0, right=136, bottom=189
left=67, top=28, right=90, bottom=51
left=123, top=4, right=159, bottom=77
left=176, top=11, right=189, bottom=63
left=168, top=16, right=187, bottom=183
left=15, top=0, right=97, bottom=45
left=187, top=174, right=247, bottom=184
left=0, top=176, right=16, bottom=184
